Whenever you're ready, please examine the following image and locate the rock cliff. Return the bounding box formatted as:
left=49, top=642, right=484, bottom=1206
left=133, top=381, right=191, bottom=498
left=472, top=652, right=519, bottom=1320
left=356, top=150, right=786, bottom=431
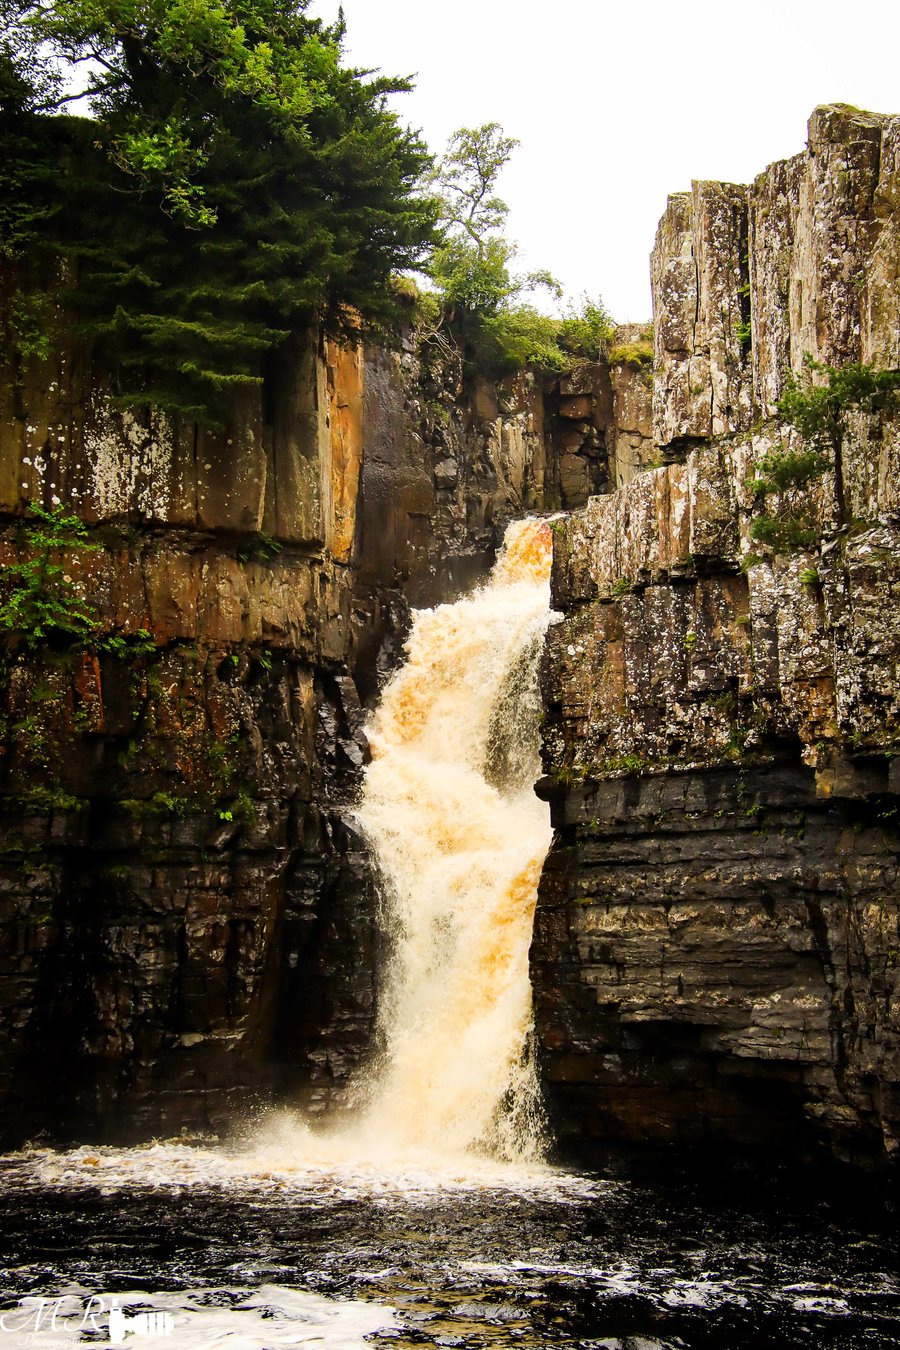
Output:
left=534, top=105, right=900, bottom=1168
left=0, top=288, right=646, bottom=1142
left=7, top=101, right=894, bottom=1172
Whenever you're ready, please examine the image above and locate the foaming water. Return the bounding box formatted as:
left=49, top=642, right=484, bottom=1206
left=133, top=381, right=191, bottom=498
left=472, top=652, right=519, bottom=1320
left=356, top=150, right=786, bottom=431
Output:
left=0, top=1131, right=596, bottom=1203
left=352, top=517, right=556, bottom=1162
left=0, top=521, right=563, bottom=1203
left=3, top=515, right=899, bottom=1348
left=0, top=1284, right=394, bottom=1350
left=2, top=1148, right=897, bottom=1349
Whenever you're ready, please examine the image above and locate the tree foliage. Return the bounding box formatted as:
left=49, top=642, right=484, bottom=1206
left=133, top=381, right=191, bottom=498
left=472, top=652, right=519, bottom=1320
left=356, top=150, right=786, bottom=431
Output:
left=434, top=122, right=520, bottom=250
left=0, top=0, right=439, bottom=419
left=778, top=358, right=900, bottom=451
left=427, top=122, right=613, bottom=375
left=749, top=357, right=900, bottom=553
left=431, top=123, right=559, bottom=320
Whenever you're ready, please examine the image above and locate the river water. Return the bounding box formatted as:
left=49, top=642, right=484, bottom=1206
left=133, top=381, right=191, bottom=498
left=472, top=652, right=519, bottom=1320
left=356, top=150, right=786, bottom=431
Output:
left=0, top=1141, right=898, bottom=1347
left=1, top=522, right=897, bottom=1346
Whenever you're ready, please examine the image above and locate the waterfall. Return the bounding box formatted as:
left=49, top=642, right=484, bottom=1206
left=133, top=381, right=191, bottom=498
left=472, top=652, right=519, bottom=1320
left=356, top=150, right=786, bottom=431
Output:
left=353, top=517, right=556, bottom=1162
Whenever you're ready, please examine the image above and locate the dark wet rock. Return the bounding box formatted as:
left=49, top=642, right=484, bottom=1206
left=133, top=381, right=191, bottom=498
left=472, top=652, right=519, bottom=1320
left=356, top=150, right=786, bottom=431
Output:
left=0, top=293, right=651, bottom=1143
left=535, top=105, right=900, bottom=1171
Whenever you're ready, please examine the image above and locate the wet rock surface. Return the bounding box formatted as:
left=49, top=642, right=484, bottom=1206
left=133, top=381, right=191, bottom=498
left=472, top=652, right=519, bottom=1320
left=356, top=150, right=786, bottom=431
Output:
left=535, top=105, right=900, bottom=1169
left=534, top=765, right=898, bottom=1164
left=0, top=297, right=649, bottom=1143
left=0, top=1152, right=897, bottom=1348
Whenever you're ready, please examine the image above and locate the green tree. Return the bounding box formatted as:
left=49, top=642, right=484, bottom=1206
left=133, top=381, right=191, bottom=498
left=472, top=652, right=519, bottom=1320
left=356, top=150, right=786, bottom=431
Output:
left=428, top=122, right=612, bottom=374
left=749, top=357, right=900, bottom=552
left=431, top=122, right=559, bottom=322
left=0, top=0, right=439, bottom=419
left=435, top=122, right=520, bottom=252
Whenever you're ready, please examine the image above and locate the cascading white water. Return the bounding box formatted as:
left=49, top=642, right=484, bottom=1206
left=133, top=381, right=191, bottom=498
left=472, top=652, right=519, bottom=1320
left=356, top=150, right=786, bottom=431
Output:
left=352, top=516, right=556, bottom=1162
left=2, top=517, right=561, bottom=1198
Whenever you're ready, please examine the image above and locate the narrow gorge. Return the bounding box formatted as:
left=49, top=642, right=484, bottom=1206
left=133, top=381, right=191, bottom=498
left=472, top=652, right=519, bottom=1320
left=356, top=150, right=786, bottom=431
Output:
left=0, top=101, right=897, bottom=1183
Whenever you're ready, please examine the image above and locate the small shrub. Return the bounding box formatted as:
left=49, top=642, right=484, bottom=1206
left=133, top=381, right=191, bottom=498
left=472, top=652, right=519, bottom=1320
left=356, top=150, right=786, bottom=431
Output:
left=747, top=447, right=830, bottom=497
left=0, top=506, right=158, bottom=661
left=558, top=295, right=616, bottom=360
left=236, top=531, right=282, bottom=564
left=0, top=506, right=99, bottom=650
left=749, top=358, right=900, bottom=555
left=750, top=514, right=819, bottom=550
left=218, top=790, right=256, bottom=825
left=97, top=629, right=156, bottom=659
left=607, top=339, right=653, bottom=369
left=601, top=753, right=644, bottom=774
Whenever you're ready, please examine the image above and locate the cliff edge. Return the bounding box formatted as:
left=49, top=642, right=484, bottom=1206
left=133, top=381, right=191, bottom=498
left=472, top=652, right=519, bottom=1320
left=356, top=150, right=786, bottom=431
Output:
left=534, top=105, right=900, bottom=1168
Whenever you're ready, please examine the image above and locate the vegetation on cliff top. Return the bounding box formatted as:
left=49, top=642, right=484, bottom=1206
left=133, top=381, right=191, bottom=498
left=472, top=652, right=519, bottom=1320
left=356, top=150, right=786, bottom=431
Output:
left=426, top=122, right=614, bottom=375
left=1, top=0, right=619, bottom=416
left=0, top=0, right=439, bottom=419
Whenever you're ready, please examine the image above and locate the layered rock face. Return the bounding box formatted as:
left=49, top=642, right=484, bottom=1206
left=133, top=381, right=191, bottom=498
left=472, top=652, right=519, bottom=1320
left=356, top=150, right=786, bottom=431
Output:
left=0, top=333, right=372, bottom=1141
left=0, top=286, right=648, bottom=1142
left=353, top=327, right=652, bottom=626
left=534, top=105, right=900, bottom=1168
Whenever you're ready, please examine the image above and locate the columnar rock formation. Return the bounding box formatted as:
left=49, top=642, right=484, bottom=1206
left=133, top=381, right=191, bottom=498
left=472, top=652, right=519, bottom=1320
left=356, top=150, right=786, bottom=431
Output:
left=2, top=101, right=895, bottom=1170
left=534, top=105, right=900, bottom=1168
left=0, top=284, right=645, bottom=1141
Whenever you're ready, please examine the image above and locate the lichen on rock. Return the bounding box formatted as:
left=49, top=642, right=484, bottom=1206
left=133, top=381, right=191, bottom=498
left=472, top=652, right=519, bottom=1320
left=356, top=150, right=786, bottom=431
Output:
left=535, top=104, right=900, bottom=1170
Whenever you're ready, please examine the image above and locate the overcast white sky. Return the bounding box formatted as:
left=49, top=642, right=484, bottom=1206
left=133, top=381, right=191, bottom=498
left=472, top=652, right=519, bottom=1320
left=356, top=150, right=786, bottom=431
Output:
left=309, top=0, right=899, bottom=322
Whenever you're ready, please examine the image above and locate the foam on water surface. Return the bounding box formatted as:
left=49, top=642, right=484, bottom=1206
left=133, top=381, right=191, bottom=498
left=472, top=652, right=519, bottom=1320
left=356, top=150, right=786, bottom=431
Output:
left=0, top=1129, right=601, bottom=1203
left=0, top=1285, right=395, bottom=1350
